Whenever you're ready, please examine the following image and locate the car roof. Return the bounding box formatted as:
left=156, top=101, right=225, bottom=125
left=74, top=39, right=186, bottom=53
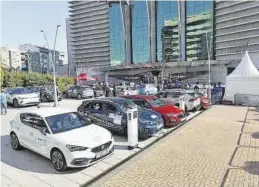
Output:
left=122, top=95, right=157, bottom=100
left=20, top=108, right=75, bottom=118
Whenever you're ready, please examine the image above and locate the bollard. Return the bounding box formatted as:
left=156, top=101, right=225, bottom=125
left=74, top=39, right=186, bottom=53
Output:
left=179, top=95, right=185, bottom=112
left=126, top=107, right=138, bottom=150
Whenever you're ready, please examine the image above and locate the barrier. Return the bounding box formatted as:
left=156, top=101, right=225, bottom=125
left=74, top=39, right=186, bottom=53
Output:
left=234, top=94, right=259, bottom=107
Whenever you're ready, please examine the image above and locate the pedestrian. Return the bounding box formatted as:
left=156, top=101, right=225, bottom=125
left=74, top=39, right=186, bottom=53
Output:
left=157, top=84, right=160, bottom=92
left=113, top=84, right=117, bottom=97
left=1, top=90, right=8, bottom=115
left=105, top=85, right=110, bottom=97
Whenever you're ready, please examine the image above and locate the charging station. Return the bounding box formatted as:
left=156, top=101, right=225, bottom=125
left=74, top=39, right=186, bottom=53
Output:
left=126, top=107, right=138, bottom=150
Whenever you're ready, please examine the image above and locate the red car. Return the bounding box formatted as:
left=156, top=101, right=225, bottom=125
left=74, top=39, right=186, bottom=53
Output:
left=196, top=92, right=210, bottom=109
left=121, top=95, right=185, bottom=127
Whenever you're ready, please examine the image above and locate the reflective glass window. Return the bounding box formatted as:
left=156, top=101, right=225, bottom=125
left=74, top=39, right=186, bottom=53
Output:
left=131, top=1, right=149, bottom=64
left=156, top=1, right=179, bottom=62
left=186, top=1, right=214, bottom=61
left=109, top=3, right=125, bottom=66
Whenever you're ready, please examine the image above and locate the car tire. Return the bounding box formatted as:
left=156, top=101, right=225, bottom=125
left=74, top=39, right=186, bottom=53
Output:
left=10, top=132, right=22, bottom=150
left=13, top=99, right=19, bottom=108
left=51, top=149, right=67, bottom=172
left=77, top=94, right=82, bottom=100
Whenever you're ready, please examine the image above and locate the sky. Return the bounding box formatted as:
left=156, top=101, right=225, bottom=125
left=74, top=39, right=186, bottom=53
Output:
left=1, top=0, right=69, bottom=53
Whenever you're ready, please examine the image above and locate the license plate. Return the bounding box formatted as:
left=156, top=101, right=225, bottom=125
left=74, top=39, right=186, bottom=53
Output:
left=96, top=149, right=109, bottom=158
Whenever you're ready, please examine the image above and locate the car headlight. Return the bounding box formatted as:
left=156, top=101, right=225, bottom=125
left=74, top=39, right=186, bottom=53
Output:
left=66, top=145, right=88, bottom=152
left=167, top=113, right=178, bottom=117
left=139, top=118, right=152, bottom=124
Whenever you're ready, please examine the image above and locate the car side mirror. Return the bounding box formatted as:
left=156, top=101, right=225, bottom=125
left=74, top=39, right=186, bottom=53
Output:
left=39, top=127, right=48, bottom=135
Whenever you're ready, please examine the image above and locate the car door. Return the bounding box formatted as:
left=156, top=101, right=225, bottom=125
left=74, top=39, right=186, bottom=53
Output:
left=19, top=113, right=36, bottom=149
left=31, top=114, right=51, bottom=157
left=103, top=102, right=124, bottom=132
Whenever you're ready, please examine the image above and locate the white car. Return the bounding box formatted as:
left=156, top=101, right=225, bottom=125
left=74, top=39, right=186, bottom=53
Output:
left=139, top=84, right=158, bottom=95
left=158, top=89, right=201, bottom=112
left=116, top=86, right=138, bottom=96
left=6, top=87, right=40, bottom=108
left=9, top=108, right=114, bottom=171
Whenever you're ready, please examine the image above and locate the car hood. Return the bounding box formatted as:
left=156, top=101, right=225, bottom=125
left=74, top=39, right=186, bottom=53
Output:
left=14, top=93, right=39, bottom=98
left=153, top=104, right=183, bottom=115
left=53, top=124, right=112, bottom=148
left=139, top=109, right=161, bottom=121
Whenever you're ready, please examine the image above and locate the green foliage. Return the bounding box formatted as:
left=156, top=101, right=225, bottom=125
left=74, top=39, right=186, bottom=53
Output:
left=0, top=66, right=4, bottom=87
left=1, top=71, right=74, bottom=91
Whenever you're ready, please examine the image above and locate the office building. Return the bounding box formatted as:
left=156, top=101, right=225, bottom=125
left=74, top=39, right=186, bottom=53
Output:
left=215, top=1, right=259, bottom=67
left=68, top=0, right=259, bottom=83
left=19, top=44, right=67, bottom=75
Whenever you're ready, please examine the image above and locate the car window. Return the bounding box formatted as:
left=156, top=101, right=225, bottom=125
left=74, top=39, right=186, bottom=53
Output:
left=20, top=113, right=34, bottom=126
left=132, top=99, right=145, bottom=107
left=168, top=92, right=181, bottom=98
left=13, top=88, right=31, bottom=94
left=33, top=115, right=49, bottom=132
left=90, top=102, right=102, bottom=111
left=68, top=86, right=74, bottom=90
left=148, top=98, right=165, bottom=107
left=45, top=112, right=91, bottom=134
left=104, top=103, right=118, bottom=113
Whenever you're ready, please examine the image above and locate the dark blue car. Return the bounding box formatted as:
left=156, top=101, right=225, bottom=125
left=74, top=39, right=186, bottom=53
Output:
left=77, top=98, right=164, bottom=139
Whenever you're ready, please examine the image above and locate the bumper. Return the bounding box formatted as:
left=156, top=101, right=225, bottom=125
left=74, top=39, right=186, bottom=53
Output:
left=139, top=123, right=163, bottom=138
left=82, top=93, right=94, bottom=98
left=165, top=116, right=181, bottom=127
left=18, top=98, right=40, bottom=106
left=65, top=141, right=114, bottom=168
left=201, top=102, right=210, bottom=109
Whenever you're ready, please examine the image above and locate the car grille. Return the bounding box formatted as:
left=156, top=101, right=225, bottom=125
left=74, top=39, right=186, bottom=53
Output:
left=91, top=141, right=112, bottom=153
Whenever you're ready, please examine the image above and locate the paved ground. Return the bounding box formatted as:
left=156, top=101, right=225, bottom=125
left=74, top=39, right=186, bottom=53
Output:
left=90, top=105, right=259, bottom=187
left=1, top=99, right=198, bottom=187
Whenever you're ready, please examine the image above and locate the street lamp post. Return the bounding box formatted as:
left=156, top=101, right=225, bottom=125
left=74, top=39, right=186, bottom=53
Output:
left=40, top=24, right=61, bottom=107
left=206, top=32, right=213, bottom=104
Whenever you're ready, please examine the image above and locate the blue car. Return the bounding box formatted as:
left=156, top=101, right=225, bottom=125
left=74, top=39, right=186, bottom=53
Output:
left=77, top=98, right=164, bottom=139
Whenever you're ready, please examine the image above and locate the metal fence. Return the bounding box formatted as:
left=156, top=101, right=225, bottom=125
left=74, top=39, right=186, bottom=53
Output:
left=234, top=93, right=259, bottom=107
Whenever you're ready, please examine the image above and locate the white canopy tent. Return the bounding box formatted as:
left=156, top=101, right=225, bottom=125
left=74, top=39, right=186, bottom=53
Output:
left=225, top=51, right=259, bottom=102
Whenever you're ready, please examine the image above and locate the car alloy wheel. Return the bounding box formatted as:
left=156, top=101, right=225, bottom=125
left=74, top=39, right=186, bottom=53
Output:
left=77, top=94, right=82, bottom=100
left=13, top=99, right=19, bottom=108
left=51, top=149, right=67, bottom=171
left=10, top=133, right=21, bottom=150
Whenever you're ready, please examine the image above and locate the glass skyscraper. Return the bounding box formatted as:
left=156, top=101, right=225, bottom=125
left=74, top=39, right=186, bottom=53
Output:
left=109, top=3, right=125, bottom=66
left=71, top=1, right=215, bottom=67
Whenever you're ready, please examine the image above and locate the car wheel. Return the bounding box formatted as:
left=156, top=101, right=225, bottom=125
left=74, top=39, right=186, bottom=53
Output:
left=77, top=94, right=82, bottom=100
left=13, top=99, right=19, bottom=108
left=51, top=149, right=67, bottom=172
left=10, top=132, right=22, bottom=150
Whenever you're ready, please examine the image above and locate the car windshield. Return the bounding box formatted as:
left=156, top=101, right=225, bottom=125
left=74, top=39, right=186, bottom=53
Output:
left=45, top=112, right=91, bottom=134
left=148, top=98, right=165, bottom=107
left=120, top=100, right=138, bottom=111
left=30, top=87, right=41, bottom=92
left=10, top=88, right=31, bottom=94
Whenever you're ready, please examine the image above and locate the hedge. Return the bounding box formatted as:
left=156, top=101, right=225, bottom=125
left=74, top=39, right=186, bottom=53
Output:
left=0, top=69, right=74, bottom=93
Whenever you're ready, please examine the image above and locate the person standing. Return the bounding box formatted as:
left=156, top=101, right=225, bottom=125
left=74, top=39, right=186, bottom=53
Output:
left=1, top=90, right=8, bottom=115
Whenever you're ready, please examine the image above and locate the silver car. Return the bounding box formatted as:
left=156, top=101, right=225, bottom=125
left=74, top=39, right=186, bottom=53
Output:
left=64, top=85, right=94, bottom=99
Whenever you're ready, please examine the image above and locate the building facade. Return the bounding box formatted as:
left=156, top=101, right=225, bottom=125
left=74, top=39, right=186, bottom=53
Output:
left=68, top=0, right=214, bottom=69
left=19, top=44, right=67, bottom=75
left=0, top=47, right=22, bottom=70
left=215, top=1, right=259, bottom=67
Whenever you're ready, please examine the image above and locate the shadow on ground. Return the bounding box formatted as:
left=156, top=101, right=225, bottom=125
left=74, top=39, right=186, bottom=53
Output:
left=1, top=135, right=83, bottom=174
left=243, top=161, right=259, bottom=175
left=252, top=132, right=259, bottom=139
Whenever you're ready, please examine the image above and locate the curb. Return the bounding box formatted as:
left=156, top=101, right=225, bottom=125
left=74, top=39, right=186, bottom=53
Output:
left=81, top=107, right=212, bottom=187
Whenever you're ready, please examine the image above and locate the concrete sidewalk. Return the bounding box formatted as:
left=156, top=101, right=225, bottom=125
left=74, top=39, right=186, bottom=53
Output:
left=92, top=105, right=259, bottom=187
